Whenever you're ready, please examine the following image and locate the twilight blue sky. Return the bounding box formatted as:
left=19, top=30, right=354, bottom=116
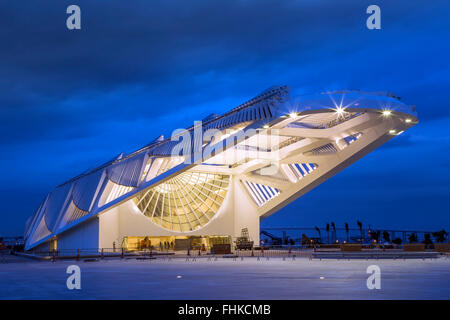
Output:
left=1, top=0, right=449, bottom=235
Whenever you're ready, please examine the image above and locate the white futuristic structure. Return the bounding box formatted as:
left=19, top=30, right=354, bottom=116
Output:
left=24, top=86, right=418, bottom=252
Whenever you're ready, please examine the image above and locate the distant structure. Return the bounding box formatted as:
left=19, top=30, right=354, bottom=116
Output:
left=24, top=86, right=418, bottom=252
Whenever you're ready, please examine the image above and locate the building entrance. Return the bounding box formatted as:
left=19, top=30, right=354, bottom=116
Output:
left=121, top=235, right=231, bottom=252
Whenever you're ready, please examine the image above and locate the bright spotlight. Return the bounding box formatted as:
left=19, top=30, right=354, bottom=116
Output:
left=335, top=107, right=345, bottom=115
left=405, top=118, right=412, bottom=123
left=389, top=129, right=396, bottom=134
left=289, top=112, right=297, bottom=118
left=382, top=110, right=392, bottom=117
left=263, top=125, right=269, bottom=129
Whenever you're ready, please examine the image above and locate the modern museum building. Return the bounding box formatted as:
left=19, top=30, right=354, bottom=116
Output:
left=24, top=86, right=418, bottom=253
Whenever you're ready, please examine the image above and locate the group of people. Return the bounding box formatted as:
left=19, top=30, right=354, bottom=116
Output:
left=138, top=237, right=175, bottom=251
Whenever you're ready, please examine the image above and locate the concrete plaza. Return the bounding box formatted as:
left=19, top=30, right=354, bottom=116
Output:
left=1, top=254, right=449, bottom=300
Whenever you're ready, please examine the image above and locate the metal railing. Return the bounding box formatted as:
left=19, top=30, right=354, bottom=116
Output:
left=22, top=242, right=450, bottom=262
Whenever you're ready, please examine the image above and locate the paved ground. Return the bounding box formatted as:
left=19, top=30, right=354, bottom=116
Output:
left=1, top=254, right=449, bottom=299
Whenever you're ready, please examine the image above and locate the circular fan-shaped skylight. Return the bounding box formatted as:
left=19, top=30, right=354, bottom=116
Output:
left=134, top=171, right=230, bottom=232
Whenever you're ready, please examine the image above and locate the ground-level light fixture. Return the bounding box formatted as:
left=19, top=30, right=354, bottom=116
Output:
left=389, top=129, right=396, bottom=134
left=289, top=112, right=297, bottom=118
left=405, top=118, right=412, bottom=123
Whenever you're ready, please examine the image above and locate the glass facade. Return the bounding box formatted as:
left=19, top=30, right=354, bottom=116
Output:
left=121, top=235, right=232, bottom=251
left=134, top=171, right=230, bottom=232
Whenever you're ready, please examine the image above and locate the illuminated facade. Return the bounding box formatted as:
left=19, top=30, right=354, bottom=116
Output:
left=24, top=86, right=418, bottom=252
